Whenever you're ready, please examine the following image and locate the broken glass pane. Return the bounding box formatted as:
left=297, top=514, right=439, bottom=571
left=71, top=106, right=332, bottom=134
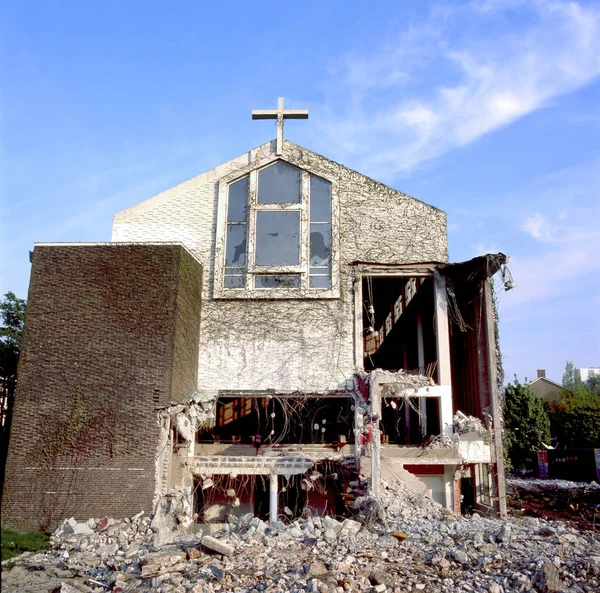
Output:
left=309, top=276, right=331, bottom=289
left=309, top=223, right=331, bottom=266
left=227, top=177, right=249, bottom=223
left=225, top=224, right=247, bottom=266
left=255, top=211, right=300, bottom=265
left=258, top=161, right=301, bottom=204
left=224, top=274, right=246, bottom=288
left=310, top=176, right=331, bottom=222
left=255, top=275, right=300, bottom=289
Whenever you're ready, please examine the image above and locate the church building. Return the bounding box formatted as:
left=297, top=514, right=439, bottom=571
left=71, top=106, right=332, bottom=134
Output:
left=2, top=99, right=508, bottom=531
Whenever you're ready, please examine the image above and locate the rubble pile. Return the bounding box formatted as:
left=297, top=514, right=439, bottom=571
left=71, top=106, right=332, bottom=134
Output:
left=3, top=500, right=600, bottom=592
left=508, top=478, right=600, bottom=492
left=452, top=411, right=488, bottom=439
left=379, top=480, right=444, bottom=528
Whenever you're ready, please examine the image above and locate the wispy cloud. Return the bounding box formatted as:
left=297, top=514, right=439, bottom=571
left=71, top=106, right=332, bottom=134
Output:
left=316, top=0, right=600, bottom=177
left=521, top=212, right=555, bottom=241
left=498, top=158, right=600, bottom=309
left=504, top=244, right=594, bottom=308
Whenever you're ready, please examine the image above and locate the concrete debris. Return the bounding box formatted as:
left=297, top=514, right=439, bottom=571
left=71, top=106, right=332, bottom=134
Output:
left=158, top=398, right=215, bottom=443
left=537, top=561, right=565, bottom=593
left=452, top=410, right=488, bottom=438
left=509, top=477, right=600, bottom=492
left=151, top=491, right=194, bottom=546
left=362, top=369, right=434, bottom=398
left=175, top=413, right=194, bottom=443
left=4, top=499, right=600, bottom=593
left=60, top=582, right=93, bottom=593
left=200, top=535, right=234, bottom=557
left=379, top=479, right=444, bottom=528
left=185, top=546, right=202, bottom=560
left=140, top=550, right=186, bottom=566
left=495, top=522, right=512, bottom=543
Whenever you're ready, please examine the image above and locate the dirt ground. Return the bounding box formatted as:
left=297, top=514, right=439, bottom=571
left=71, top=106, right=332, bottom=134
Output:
left=507, top=476, right=600, bottom=531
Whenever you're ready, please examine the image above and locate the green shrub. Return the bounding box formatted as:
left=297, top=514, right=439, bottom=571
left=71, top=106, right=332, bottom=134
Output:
left=548, top=388, right=600, bottom=449
left=503, top=378, right=550, bottom=472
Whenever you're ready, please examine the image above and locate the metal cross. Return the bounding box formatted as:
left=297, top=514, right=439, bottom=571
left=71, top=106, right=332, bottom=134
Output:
left=252, top=97, right=309, bottom=156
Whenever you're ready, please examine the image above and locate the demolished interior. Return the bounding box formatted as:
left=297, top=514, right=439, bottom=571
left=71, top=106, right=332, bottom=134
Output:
left=155, top=254, right=508, bottom=528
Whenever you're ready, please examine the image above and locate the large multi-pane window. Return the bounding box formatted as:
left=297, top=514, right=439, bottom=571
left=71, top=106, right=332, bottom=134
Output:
left=222, top=161, right=332, bottom=291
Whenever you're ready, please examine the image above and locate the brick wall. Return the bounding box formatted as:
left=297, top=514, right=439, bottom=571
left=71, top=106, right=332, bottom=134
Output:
left=1, top=244, right=202, bottom=530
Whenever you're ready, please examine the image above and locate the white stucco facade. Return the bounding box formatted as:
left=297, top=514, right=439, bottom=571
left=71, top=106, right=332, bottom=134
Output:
left=112, top=140, right=447, bottom=394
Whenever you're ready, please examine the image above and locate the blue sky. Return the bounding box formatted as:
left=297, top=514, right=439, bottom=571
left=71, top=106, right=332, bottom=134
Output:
left=1, top=0, right=599, bottom=384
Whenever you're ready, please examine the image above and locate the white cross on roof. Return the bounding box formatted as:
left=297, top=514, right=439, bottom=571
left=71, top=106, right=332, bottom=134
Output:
left=252, top=97, right=309, bottom=156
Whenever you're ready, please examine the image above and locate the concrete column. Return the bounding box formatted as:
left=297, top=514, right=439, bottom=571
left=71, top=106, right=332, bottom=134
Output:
left=166, top=420, right=173, bottom=492
left=434, top=275, right=454, bottom=436
left=269, top=473, right=278, bottom=522
left=354, top=399, right=362, bottom=458
left=371, top=428, right=382, bottom=499
left=444, top=465, right=455, bottom=511
left=416, top=311, right=427, bottom=437
left=187, top=418, right=196, bottom=516
left=353, top=274, right=364, bottom=370
left=370, top=378, right=382, bottom=500
left=483, top=280, right=508, bottom=518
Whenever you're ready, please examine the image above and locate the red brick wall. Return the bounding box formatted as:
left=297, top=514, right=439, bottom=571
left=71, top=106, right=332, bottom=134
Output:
left=1, top=244, right=202, bottom=530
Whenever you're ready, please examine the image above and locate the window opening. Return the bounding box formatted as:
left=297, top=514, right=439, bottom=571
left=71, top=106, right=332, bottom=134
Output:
left=476, top=463, right=493, bottom=506
left=309, top=176, right=332, bottom=289
left=362, top=276, right=437, bottom=376
left=255, top=211, right=300, bottom=266
left=197, top=395, right=355, bottom=446
left=258, top=161, right=301, bottom=204
left=194, top=474, right=255, bottom=523
left=364, top=274, right=440, bottom=445
left=461, top=474, right=475, bottom=514
left=224, top=176, right=249, bottom=288
left=221, top=162, right=332, bottom=291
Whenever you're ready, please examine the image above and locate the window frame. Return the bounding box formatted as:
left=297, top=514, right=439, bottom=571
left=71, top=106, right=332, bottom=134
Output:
left=214, top=156, right=340, bottom=300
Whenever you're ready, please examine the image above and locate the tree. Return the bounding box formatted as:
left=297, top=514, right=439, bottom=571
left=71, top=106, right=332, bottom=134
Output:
left=503, top=378, right=551, bottom=472
left=584, top=372, right=600, bottom=396
left=0, top=291, right=27, bottom=494
left=548, top=362, right=600, bottom=448
left=0, top=291, right=26, bottom=372
left=561, top=360, right=581, bottom=393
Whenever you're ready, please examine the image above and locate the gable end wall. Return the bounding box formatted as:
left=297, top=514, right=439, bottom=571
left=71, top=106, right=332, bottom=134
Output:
left=112, top=141, right=447, bottom=393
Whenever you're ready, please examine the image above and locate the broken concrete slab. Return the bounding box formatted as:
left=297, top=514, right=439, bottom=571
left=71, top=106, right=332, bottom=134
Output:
left=200, top=535, right=234, bottom=557
left=80, top=556, right=100, bottom=568
left=97, top=543, right=118, bottom=558
left=338, top=518, right=362, bottom=538
left=59, top=582, right=92, bottom=593
left=305, top=560, right=329, bottom=577
left=140, top=549, right=186, bottom=566
left=537, top=561, right=565, bottom=593
left=323, top=528, right=337, bottom=544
